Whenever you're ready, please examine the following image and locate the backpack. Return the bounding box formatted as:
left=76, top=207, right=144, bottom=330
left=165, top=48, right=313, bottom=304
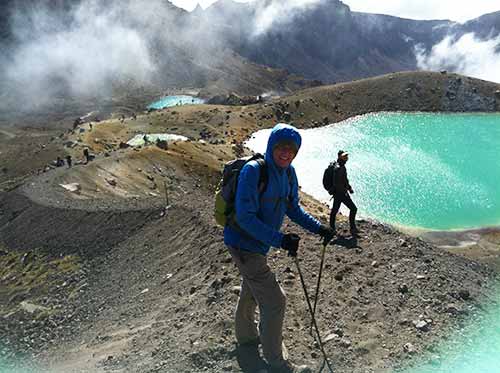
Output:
left=214, top=154, right=268, bottom=227
left=322, top=161, right=337, bottom=195
left=214, top=154, right=294, bottom=227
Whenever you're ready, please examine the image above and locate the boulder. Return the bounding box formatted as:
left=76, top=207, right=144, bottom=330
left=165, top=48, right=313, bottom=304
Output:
left=60, top=183, right=81, bottom=194
left=445, top=303, right=461, bottom=315
left=403, top=343, right=416, bottom=354
left=156, top=139, right=168, bottom=150
left=20, top=301, right=50, bottom=314
left=458, top=289, right=470, bottom=300
left=106, top=178, right=117, bottom=187
left=398, top=283, right=409, bottom=294
left=414, top=320, right=430, bottom=332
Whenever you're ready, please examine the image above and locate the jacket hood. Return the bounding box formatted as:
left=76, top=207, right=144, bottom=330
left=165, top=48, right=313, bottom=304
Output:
left=265, top=123, right=302, bottom=167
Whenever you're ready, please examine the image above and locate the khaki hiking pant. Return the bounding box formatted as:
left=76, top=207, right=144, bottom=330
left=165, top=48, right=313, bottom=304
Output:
left=228, top=246, right=288, bottom=367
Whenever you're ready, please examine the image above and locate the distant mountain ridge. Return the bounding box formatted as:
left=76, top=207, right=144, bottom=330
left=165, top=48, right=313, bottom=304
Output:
left=1, top=0, right=499, bottom=86
left=193, top=0, right=500, bottom=83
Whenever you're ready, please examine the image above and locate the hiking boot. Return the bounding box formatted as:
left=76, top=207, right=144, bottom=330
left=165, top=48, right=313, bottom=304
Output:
left=236, top=341, right=268, bottom=373
left=269, top=360, right=312, bottom=373
left=350, top=227, right=362, bottom=236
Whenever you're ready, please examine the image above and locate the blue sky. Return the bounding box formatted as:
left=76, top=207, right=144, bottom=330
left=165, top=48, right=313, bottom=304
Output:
left=169, top=0, right=499, bottom=22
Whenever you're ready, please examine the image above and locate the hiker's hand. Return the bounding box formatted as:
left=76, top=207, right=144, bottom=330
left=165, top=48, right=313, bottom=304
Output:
left=318, top=225, right=335, bottom=245
left=348, top=187, right=354, bottom=194
left=282, top=233, right=300, bottom=257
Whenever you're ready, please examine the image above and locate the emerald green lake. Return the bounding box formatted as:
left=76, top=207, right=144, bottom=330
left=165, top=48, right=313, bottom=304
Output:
left=247, top=112, right=500, bottom=231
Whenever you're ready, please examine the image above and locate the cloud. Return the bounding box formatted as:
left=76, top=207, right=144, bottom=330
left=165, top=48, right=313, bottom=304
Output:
left=2, top=0, right=177, bottom=110
left=415, top=33, right=500, bottom=83
left=252, top=0, right=322, bottom=36
left=0, top=0, right=328, bottom=112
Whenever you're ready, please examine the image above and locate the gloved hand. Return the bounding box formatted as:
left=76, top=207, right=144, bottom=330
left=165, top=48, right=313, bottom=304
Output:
left=318, top=224, right=335, bottom=245
left=281, top=233, right=300, bottom=257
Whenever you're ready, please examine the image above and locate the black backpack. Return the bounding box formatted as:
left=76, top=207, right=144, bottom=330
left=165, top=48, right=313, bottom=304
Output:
left=322, top=161, right=337, bottom=195
left=214, top=153, right=293, bottom=227
left=214, top=154, right=268, bottom=227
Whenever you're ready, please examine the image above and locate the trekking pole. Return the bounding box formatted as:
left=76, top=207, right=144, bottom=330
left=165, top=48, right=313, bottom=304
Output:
left=310, top=240, right=328, bottom=334
left=293, top=256, right=334, bottom=373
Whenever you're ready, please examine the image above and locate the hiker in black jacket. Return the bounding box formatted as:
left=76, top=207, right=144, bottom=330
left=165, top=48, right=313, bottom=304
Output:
left=330, top=150, right=359, bottom=236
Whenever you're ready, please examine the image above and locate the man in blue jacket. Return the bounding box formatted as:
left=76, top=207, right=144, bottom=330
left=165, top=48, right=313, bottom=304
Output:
left=225, top=123, right=334, bottom=373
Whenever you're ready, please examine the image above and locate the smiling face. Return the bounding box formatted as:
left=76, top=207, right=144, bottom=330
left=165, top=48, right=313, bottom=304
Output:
left=273, top=143, right=298, bottom=168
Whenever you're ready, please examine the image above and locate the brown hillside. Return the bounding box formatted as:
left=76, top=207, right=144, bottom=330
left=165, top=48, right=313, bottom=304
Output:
left=1, top=71, right=499, bottom=373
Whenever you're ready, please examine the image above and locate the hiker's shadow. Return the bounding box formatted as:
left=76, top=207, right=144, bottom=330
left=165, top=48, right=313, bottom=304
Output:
left=331, top=235, right=361, bottom=249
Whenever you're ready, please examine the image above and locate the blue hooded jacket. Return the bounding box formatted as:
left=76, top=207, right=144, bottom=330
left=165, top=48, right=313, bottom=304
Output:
left=224, top=123, right=322, bottom=255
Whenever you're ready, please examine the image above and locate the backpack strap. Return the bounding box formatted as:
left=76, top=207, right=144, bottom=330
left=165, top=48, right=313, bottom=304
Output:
left=286, top=167, right=294, bottom=206
left=255, top=157, right=268, bottom=194
left=331, top=161, right=337, bottom=188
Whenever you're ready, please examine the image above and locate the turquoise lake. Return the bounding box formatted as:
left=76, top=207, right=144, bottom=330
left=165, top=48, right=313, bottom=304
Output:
left=246, top=112, right=500, bottom=231
left=147, top=95, right=204, bottom=110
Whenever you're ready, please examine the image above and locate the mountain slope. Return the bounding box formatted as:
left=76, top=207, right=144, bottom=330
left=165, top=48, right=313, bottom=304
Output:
left=1, top=72, right=499, bottom=370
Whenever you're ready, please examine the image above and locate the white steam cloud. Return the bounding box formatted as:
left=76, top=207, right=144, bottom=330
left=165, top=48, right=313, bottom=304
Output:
left=7, top=21, right=154, bottom=98
left=1, top=0, right=325, bottom=112
left=1, top=0, right=174, bottom=111
left=252, top=0, right=322, bottom=36
left=416, top=33, right=500, bottom=83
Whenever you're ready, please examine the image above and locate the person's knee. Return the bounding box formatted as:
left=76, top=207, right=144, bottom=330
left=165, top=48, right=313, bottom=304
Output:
left=275, top=287, right=287, bottom=313
left=279, top=287, right=286, bottom=308
left=266, top=286, right=286, bottom=314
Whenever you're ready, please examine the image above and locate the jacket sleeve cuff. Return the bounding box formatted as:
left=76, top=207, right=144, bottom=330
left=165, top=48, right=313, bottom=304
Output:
left=273, top=231, right=284, bottom=249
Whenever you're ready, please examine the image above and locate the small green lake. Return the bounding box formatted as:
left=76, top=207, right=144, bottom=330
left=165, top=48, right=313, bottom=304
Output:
left=147, top=95, right=203, bottom=110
